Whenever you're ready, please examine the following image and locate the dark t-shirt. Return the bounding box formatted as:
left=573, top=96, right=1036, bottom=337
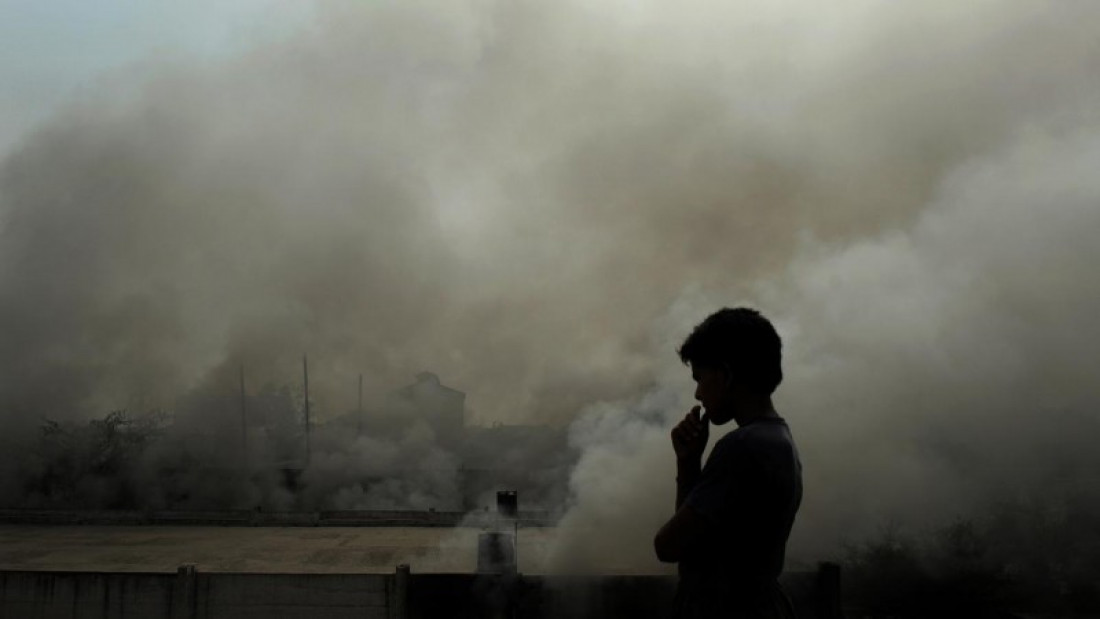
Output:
left=677, top=416, right=802, bottom=618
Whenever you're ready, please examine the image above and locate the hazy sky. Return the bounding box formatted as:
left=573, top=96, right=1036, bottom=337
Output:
left=0, top=0, right=310, bottom=153
left=1, top=0, right=1098, bottom=570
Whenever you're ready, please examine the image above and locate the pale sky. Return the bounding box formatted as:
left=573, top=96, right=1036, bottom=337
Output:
left=0, top=0, right=312, bottom=155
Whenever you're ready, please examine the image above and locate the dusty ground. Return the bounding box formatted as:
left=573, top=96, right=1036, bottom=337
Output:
left=0, top=525, right=573, bottom=574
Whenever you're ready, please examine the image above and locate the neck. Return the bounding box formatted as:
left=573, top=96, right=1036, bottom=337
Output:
left=733, top=394, right=777, bottom=427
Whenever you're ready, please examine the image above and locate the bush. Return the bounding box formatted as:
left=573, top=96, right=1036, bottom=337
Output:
left=845, top=502, right=1100, bottom=618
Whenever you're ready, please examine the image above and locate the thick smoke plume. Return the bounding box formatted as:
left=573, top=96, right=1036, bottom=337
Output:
left=2, top=0, right=1099, bottom=573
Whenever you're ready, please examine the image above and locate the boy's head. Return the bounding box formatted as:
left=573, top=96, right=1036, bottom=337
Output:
left=678, top=308, right=783, bottom=422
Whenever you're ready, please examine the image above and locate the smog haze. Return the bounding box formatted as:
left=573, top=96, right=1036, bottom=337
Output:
left=2, top=0, right=1099, bottom=572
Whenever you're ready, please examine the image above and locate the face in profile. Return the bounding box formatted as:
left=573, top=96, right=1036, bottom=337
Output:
left=692, top=365, right=735, bottom=425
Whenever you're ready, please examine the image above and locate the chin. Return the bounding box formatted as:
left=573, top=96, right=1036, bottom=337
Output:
left=709, top=412, right=734, bottom=426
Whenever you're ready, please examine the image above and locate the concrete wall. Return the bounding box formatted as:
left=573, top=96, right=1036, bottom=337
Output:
left=0, top=569, right=390, bottom=619
left=1, top=566, right=839, bottom=619
left=0, top=571, right=175, bottom=619
left=410, top=571, right=831, bottom=619
left=194, top=572, right=388, bottom=619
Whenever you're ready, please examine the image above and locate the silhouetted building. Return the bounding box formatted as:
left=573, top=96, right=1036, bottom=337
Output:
left=385, top=371, right=465, bottom=448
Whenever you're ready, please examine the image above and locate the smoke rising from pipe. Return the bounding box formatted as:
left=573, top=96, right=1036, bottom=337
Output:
left=2, top=0, right=1099, bottom=568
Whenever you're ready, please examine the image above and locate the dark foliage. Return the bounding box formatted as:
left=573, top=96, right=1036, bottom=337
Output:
left=845, top=501, right=1100, bottom=618
left=22, top=410, right=167, bottom=509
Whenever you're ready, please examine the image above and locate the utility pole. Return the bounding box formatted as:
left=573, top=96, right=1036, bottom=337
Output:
left=303, top=354, right=311, bottom=467
left=357, top=373, right=363, bottom=437
left=239, top=364, right=248, bottom=465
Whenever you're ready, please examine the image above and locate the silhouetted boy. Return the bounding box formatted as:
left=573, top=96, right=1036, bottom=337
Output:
left=655, top=308, right=802, bottom=619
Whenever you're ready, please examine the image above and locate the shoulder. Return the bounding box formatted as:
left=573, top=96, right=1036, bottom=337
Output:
left=721, top=419, right=797, bottom=460
left=711, top=426, right=746, bottom=453
left=705, top=428, right=751, bottom=468
left=744, top=418, right=794, bottom=443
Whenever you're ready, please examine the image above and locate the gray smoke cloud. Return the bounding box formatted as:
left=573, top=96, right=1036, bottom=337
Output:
left=550, top=124, right=1100, bottom=570
left=2, top=0, right=1099, bottom=570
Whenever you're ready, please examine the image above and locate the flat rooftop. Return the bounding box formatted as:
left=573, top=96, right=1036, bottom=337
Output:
left=0, top=525, right=659, bottom=575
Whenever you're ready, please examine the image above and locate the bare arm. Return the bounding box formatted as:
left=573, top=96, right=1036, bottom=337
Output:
left=676, top=457, right=701, bottom=510
left=656, top=406, right=711, bottom=562
left=670, top=405, right=708, bottom=510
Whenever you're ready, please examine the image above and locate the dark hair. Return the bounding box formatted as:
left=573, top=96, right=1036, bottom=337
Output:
left=677, top=307, right=783, bottom=395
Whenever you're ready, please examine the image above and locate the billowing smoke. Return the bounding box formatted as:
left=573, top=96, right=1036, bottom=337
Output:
left=2, top=0, right=1099, bottom=573
left=551, top=125, right=1100, bottom=570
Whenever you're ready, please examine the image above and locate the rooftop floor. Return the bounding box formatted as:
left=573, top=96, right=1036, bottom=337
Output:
left=0, top=525, right=662, bottom=575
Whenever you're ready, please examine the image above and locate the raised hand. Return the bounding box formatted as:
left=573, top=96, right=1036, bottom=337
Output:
left=671, top=405, right=709, bottom=462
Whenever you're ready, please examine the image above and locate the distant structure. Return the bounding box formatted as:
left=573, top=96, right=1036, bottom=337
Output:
left=348, top=371, right=572, bottom=511
left=461, top=423, right=570, bottom=510
left=175, top=388, right=304, bottom=469
left=166, top=387, right=307, bottom=507
left=385, top=372, right=465, bottom=449
left=172, top=371, right=571, bottom=512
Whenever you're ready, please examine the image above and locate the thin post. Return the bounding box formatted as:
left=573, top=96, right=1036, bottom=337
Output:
left=239, top=364, right=248, bottom=464
left=357, top=373, right=364, bottom=436
left=173, top=564, right=197, bottom=619
left=394, top=564, right=410, bottom=619
left=303, top=354, right=311, bottom=467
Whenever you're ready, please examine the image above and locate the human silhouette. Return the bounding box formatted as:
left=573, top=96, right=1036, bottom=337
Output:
left=654, top=308, right=802, bottom=618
